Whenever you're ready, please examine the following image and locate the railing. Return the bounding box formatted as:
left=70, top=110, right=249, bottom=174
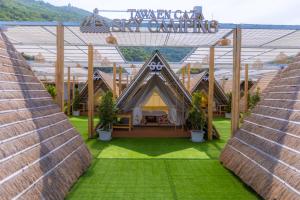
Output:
left=113, top=114, right=132, bottom=131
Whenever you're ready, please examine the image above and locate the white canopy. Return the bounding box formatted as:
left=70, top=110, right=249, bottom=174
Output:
left=0, top=20, right=299, bottom=81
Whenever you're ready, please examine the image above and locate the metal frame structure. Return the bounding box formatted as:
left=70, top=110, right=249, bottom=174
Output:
left=1, top=21, right=300, bottom=66
left=1, top=18, right=299, bottom=138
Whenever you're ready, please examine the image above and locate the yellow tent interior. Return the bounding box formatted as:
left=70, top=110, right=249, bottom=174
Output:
left=142, top=90, right=169, bottom=112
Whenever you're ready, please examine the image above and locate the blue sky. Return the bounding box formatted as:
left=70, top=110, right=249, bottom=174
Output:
left=45, top=0, right=300, bottom=25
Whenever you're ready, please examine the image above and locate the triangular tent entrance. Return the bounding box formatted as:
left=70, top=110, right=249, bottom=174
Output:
left=79, top=70, right=118, bottom=104
left=116, top=50, right=192, bottom=126
left=190, top=70, right=228, bottom=106
left=143, top=89, right=168, bottom=111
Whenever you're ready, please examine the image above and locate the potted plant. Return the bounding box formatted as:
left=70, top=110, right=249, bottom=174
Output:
left=96, top=91, right=117, bottom=141
left=225, top=92, right=232, bottom=119
left=187, top=92, right=207, bottom=143
left=72, top=88, right=80, bottom=116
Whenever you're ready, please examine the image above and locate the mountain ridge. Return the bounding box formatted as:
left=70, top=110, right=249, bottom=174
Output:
left=0, top=0, right=91, bottom=21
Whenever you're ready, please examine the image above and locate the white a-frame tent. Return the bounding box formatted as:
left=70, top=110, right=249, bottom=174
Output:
left=116, top=50, right=192, bottom=126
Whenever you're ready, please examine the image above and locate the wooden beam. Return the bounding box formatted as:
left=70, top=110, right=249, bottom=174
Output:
left=119, top=66, right=122, bottom=95
left=244, top=64, right=249, bottom=112
left=113, top=63, right=117, bottom=98
left=208, top=47, right=215, bottom=141
left=56, top=24, right=64, bottom=112
left=67, top=66, right=71, bottom=116
left=231, top=28, right=242, bottom=136
left=88, top=44, right=94, bottom=139
left=187, top=63, right=191, bottom=91
left=182, top=66, right=185, bottom=86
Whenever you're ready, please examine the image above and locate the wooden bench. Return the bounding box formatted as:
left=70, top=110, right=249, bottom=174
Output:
left=113, top=114, right=132, bottom=131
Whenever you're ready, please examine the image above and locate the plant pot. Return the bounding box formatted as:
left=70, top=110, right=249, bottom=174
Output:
left=191, top=130, right=205, bottom=143
left=72, top=110, right=80, bottom=116
left=225, top=113, right=231, bottom=119
left=97, top=129, right=112, bottom=141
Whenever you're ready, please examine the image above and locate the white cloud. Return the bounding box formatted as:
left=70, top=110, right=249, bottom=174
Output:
left=45, top=0, right=300, bottom=24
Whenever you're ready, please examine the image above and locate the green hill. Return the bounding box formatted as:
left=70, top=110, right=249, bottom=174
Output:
left=0, top=0, right=91, bottom=21
left=120, top=47, right=192, bottom=62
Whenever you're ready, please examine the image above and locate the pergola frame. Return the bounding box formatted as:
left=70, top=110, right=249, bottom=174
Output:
left=1, top=20, right=300, bottom=138
left=1, top=21, right=300, bottom=65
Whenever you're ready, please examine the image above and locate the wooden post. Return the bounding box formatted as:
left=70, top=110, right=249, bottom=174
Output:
left=208, top=47, right=215, bottom=141
left=72, top=75, right=75, bottom=113
left=72, top=75, right=75, bottom=103
left=187, top=63, right=191, bottom=91
left=88, top=44, right=94, bottom=139
left=182, top=66, right=185, bottom=86
left=113, top=63, right=117, bottom=98
left=244, top=64, right=249, bottom=112
left=126, top=74, right=129, bottom=86
left=67, top=66, right=71, bottom=116
left=231, top=28, right=242, bottom=136
left=56, top=24, right=64, bottom=112
left=119, top=66, right=122, bottom=95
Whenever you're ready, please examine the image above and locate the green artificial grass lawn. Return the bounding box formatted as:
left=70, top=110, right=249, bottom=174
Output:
left=67, top=117, right=259, bottom=200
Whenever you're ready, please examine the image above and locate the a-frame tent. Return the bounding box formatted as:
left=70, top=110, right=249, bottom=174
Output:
left=78, top=70, right=118, bottom=112
left=190, top=70, right=228, bottom=108
left=0, top=31, right=91, bottom=199
left=116, top=50, right=192, bottom=126
left=220, top=60, right=300, bottom=200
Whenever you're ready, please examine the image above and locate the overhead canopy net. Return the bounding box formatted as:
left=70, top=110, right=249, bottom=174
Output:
left=0, top=21, right=299, bottom=68
left=0, top=18, right=298, bottom=85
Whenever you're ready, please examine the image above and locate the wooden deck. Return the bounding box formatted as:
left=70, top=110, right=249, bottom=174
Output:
left=112, top=126, right=190, bottom=138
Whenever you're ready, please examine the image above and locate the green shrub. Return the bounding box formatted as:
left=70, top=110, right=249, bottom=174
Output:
left=98, top=91, right=117, bottom=131
left=249, top=88, right=261, bottom=109
left=225, top=92, right=232, bottom=113
left=45, top=84, right=56, bottom=99
left=187, top=91, right=206, bottom=130
left=72, top=88, right=80, bottom=111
